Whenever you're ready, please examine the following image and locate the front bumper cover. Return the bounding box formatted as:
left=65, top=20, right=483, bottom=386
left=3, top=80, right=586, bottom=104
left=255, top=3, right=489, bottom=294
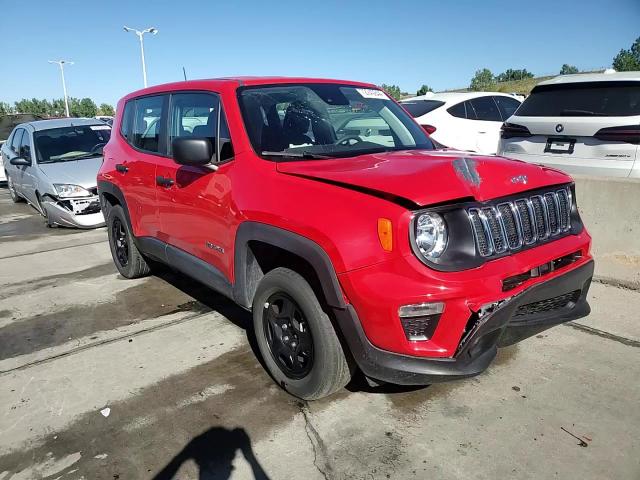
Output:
left=335, top=259, right=594, bottom=385
left=43, top=196, right=105, bottom=228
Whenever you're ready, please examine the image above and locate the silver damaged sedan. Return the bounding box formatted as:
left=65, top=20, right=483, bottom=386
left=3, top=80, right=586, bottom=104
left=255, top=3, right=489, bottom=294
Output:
left=1, top=118, right=109, bottom=228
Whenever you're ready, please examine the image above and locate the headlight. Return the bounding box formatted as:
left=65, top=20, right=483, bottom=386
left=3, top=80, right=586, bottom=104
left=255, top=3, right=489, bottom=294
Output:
left=53, top=184, right=91, bottom=198
left=415, top=212, right=448, bottom=259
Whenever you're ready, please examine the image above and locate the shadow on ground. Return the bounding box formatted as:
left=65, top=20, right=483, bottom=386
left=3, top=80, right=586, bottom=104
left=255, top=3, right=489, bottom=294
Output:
left=153, top=427, right=270, bottom=480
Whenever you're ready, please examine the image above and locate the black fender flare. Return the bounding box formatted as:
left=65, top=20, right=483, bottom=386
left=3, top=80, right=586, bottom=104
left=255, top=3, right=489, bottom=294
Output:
left=233, top=221, right=347, bottom=311
left=98, top=180, right=133, bottom=230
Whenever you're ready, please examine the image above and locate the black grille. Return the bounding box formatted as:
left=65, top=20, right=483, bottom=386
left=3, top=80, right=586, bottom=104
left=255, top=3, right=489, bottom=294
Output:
left=514, top=290, right=581, bottom=317
left=468, top=187, right=572, bottom=257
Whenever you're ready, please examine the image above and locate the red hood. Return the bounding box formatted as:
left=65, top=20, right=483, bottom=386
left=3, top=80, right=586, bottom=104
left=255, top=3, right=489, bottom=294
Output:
left=276, top=150, right=572, bottom=207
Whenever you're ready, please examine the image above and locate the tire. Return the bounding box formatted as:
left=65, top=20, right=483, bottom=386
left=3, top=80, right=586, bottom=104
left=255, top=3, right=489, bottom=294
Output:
left=253, top=267, right=352, bottom=400
left=6, top=174, right=23, bottom=203
left=107, top=204, right=150, bottom=279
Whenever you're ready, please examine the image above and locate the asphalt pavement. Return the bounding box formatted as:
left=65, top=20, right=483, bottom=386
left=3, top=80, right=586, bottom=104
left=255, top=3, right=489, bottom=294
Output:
left=0, top=188, right=638, bottom=480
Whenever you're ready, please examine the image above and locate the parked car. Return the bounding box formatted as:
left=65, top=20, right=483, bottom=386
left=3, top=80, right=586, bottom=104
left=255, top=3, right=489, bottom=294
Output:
left=1, top=118, right=109, bottom=228
left=99, top=77, right=593, bottom=400
left=0, top=114, right=43, bottom=183
left=95, top=115, right=114, bottom=126
left=498, top=72, right=640, bottom=177
left=400, top=92, right=522, bottom=154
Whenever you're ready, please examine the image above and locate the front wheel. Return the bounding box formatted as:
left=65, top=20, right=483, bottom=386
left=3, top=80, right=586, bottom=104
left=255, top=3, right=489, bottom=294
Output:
left=107, top=204, right=150, bottom=279
left=7, top=174, right=23, bottom=203
left=253, top=267, right=352, bottom=400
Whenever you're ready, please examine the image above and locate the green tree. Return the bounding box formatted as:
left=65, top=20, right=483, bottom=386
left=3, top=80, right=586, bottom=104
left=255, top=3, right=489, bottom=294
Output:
left=612, top=36, right=640, bottom=71
left=416, top=84, right=433, bottom=96
left=50, top=99, right=67, bottom=117
left=495, top=69, right=534, bottom=82
left=0, top=102, right=13, bottom=115
left=379, top=84, right=402, bottom=100
left=560, top=64, right=579, bottom=75
left=97, top=103, right=115, bottom=116
left=470, top=68, right=495, bottom=91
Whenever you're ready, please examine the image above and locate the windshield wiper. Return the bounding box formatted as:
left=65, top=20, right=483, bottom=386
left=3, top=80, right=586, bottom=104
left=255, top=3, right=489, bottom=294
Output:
left=261, top=151, right=333, bottom=160
left=559, top=109, right=605, bottom=117
left=57, top=152, right=103, bottom=162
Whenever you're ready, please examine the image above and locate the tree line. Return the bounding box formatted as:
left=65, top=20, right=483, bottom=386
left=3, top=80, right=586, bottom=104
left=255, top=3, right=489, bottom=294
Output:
left=380, top=36, right=640, bottom=98
left=0, top=98, right=115, bottom=118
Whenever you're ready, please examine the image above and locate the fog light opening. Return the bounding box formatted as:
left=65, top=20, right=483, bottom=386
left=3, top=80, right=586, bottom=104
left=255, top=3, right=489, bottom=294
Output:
left=398, top=302, right=444, bottom=341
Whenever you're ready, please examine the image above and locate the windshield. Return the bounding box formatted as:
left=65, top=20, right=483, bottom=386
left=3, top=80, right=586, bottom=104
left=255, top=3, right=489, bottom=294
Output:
left=517, top=81, right=640, bottom=117
left=401, top=99, right=445, bottom=118
left=35, top=125, right=111, bottom=163
left=238, top=84, right=434, bottom=159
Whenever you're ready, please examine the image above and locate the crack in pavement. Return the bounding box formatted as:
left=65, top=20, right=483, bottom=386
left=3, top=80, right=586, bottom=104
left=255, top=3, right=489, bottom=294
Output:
left=593, top=276, right=640, bottom=292
left=299, top=401, right=333, bottom=480
left=565, top=321, right=640, bottom=348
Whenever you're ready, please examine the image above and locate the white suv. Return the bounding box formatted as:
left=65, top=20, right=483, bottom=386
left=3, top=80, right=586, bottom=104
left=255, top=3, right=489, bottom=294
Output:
left=498, top=72, right=640, bottom=178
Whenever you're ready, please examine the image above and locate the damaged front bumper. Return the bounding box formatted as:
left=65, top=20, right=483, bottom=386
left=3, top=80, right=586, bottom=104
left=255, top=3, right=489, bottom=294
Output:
left=43, top=194, right=105, bottom=228
left=335, top=260, right=594, bottom=385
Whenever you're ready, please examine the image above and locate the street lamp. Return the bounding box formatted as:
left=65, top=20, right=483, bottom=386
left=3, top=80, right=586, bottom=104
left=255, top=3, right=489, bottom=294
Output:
left=48, top=60, right=73, bottom=117
left=123, top=26, right=158, bottom=88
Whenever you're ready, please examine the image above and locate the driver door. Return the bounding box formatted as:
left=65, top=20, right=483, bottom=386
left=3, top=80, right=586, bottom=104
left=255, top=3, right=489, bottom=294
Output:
left=155, top=92, right=236, bottom=281
left=17, top=129, right=38, bottom=205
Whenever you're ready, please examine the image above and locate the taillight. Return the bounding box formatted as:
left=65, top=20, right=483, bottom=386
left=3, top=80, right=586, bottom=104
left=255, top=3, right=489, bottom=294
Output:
left=500, top=122, right=532, bottom=139
left=421, top=124, right=436, bottom=135
left=594, top=125, right=640, bottom=144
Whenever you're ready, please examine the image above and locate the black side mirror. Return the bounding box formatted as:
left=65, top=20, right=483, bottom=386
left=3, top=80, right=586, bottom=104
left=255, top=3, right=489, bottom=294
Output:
left=10, top=156, right=30, bottom=166
left=172, top=137, right=215, bottom=166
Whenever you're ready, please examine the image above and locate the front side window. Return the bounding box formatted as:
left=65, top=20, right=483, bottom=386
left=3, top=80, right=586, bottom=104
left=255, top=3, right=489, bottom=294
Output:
left=11, top=128, right=24, bottom=152
left=238, top=83, right=433, bottom=160
left=19, top=129, right=33, bottom=160
left=35, top=125, right=111, bottom=163
left=517, top=81, right=640, bottom=117
left=468, top=96, right=502, bottom=121
left=169, top=92, right=219, bottom=145
left=132, top=95, right=165, bottom=153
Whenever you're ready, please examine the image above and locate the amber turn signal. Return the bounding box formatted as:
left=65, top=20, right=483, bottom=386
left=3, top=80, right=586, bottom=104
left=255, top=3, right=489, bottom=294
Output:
left=377, top=218, right=393, bottom=252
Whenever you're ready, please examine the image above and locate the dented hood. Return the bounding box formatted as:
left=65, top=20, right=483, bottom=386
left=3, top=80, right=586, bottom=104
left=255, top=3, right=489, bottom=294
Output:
left=276, top=150, right=572, bottom=207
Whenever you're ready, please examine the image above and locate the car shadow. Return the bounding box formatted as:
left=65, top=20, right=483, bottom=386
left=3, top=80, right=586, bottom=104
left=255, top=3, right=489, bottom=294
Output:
left=151, top=264, right=429, bottom=397
left=152, top=426, right=270, bottom=480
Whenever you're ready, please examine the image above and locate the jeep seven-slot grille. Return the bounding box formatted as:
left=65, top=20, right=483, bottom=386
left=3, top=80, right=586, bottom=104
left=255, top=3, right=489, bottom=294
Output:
left=468, top=187, right=572, bottom=257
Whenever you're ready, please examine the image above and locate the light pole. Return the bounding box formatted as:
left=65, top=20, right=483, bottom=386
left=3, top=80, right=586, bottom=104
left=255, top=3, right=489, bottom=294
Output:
left=48, top=60, right=73, bottom=117
left=123, top=26, right=158, bottom=88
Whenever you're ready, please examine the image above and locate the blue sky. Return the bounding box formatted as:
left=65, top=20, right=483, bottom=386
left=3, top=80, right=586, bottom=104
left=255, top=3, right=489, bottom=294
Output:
left=1, top=0, right=638, bottom=106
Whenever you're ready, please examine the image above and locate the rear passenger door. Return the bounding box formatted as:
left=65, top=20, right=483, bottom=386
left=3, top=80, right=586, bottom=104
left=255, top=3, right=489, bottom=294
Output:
left=467, top=96, right=503, bottom=154
left=118, top=95, right=168, bottom=237
left=7, top=128, right=27, bottom=192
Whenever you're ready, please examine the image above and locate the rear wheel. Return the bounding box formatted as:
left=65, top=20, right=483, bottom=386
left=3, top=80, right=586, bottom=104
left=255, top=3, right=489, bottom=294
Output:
left=7, top=174, right=23, bottom=203
left=253, top=267, right=352, bottom=400
left=107, top=204, right=150, bottom=278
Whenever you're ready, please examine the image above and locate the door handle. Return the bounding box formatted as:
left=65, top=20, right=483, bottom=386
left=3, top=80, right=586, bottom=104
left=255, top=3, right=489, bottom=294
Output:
left=156, top=175, right=174, bottom=187
left=115, top=163, right=129, bottom=173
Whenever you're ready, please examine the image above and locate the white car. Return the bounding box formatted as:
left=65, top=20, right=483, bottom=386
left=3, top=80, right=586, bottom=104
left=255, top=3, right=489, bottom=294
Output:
left=400, top=92, right=521, bottom=155
left=498, top=71, right=640, bottom=178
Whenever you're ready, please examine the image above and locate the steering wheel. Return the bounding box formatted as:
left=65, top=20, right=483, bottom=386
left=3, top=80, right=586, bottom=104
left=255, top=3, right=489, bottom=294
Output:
left=335, top=135, right=363, bottom=147
left=91, top=143, right=107, bottom=153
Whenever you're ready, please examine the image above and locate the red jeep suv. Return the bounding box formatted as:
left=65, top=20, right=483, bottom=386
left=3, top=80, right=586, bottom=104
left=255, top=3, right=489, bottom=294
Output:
left=98, top=77, right=594, bottom=400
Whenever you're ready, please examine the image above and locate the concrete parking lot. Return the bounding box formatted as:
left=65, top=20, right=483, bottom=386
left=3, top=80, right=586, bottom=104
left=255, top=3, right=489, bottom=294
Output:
left=0, top=187, right=638, bottom=480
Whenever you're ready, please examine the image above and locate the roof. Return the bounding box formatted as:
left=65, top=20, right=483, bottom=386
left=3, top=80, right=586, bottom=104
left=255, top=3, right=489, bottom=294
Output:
left=401, top=91, right=518, bottom=104
left=537, top=71, right=640, bottom=86
left=122, top=76, right=378, bottom=101
left=22, top=118, right=107, bottom=132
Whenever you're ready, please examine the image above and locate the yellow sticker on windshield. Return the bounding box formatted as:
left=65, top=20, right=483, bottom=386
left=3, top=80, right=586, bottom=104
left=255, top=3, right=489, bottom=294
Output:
left=355, top=88, right=389, bottom=100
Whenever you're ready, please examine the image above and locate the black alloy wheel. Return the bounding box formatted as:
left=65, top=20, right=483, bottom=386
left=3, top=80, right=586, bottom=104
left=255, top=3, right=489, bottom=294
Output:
left=112, top=217, right=129, bottom=267
left=263, top=292, right=314, bottom=379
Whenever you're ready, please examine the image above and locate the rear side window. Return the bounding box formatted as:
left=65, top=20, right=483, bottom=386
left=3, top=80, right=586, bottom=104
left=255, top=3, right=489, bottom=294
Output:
left=517, top=81, right=640, bottom=117
left=447, top=102, right=466, bottom=118
left=401, top=100, right=445, bottom=118
left=468, top=96, right=502, bottom=121
left=494, top=96, right=521, bottom=120
left=132, top=95, right=166, bottom=153
left=120, top=101, right=134, bottom=141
